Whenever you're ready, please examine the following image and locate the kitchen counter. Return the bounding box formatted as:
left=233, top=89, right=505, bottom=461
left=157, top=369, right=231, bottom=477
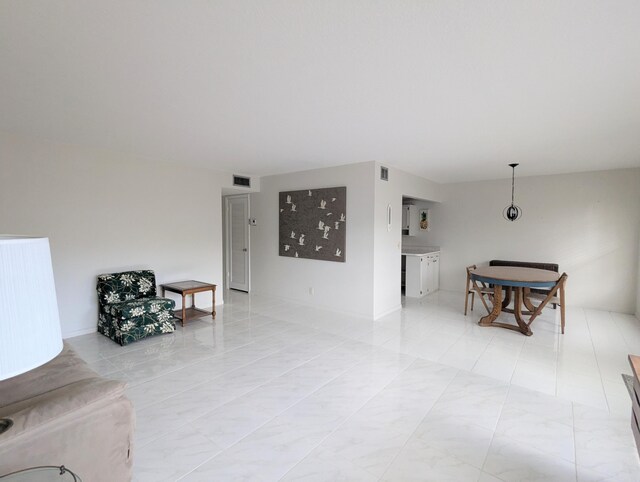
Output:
left=402, top=248, right=440, bottom=296
left=401, top=246, right=440, bottom=256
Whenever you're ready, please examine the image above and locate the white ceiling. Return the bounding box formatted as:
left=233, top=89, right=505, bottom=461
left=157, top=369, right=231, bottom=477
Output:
left=1, top=1, right=640, bottom=183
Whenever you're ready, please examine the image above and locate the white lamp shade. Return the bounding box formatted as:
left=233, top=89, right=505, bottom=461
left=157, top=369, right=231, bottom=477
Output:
left=0, top=236, right=63, bottom=380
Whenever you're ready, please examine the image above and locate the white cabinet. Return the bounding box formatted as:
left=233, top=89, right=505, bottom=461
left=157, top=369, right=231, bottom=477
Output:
left=404, top=252, right=440, bottom=297
left=405, top=255, right=424, bottom=297
left=425, top=253, right=439, bottom=294
left=402, top=205, right=418, bottom=236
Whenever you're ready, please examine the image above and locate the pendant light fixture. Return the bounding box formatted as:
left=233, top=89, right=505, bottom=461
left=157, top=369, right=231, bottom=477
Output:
left=503, top=163, right=522, bottom=222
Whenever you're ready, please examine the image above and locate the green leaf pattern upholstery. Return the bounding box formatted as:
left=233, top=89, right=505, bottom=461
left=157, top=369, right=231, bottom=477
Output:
left=97, top=270, right=176, bottom=345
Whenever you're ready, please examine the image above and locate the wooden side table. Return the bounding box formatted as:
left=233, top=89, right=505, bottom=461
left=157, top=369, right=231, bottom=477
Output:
left=160, top=280, right=216, bottom=326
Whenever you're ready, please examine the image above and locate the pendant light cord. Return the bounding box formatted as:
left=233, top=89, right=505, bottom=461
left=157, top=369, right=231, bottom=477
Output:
left=511, top=165, right=515, bottom=205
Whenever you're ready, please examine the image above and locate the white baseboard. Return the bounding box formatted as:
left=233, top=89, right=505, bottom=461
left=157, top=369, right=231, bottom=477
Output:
left=61, top=299, right=226, bottom=340
left=373, top=304, right=402, bottom=320
left=250, top=289, right=373, bottom=320
left=63, top=327, right=97, bottom=339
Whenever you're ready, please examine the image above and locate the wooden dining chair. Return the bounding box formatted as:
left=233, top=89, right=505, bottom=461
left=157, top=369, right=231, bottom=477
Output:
left=525, top=272, right=568, bottom=334
left=464, top=265, right=494, bottom=315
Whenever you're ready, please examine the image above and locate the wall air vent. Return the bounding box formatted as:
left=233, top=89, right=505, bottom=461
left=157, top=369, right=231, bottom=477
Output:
left=380, top=166, right=389, bottom=181
left=233, top=175, right=251, bottom=188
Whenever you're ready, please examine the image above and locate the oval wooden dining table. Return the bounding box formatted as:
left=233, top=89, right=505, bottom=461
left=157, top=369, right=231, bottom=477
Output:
left=470, top=266, right=562, bottom=336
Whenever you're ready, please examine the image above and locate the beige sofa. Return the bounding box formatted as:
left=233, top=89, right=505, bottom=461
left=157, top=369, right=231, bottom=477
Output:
left=0, top=343, right=134, bottom=481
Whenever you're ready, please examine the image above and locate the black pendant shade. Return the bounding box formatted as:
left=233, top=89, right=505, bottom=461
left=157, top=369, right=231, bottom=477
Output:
left=503, top=163, right=522, bottom=222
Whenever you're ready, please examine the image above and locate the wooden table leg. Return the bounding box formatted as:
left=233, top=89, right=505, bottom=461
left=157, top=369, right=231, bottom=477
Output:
left=212, top=288, right=216, bottom=318
left=479, top=285, right=502, bottom=326
left=514, top=288, right=533, bottom=336
left=181, top=294, right=186, bottom=327
left=502, top=286, right=512, bottom=310
left=522, top=287, right=537, bottom=312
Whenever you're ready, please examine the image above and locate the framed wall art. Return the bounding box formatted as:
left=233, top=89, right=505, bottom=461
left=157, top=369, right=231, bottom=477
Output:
left=279, top=186, right=346, bottom=262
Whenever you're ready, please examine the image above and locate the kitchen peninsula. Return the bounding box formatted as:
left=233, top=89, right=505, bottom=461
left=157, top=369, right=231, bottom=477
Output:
left=402, top=247, right=440, bottom=297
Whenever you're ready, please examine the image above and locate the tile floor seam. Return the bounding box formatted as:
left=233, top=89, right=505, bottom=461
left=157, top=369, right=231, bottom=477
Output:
left=124, top=319, right=310, bottom=388
left=505, top=331, right=527, bottom=387
left=95, top=335, right=179, bottom=357
left=116, top=346, right=215, bottom=373
left=475, top=381, right=523, bottom=479
left=176, top=342, right=383, bottom=481
left=482, top=430, right=577, bottom=481
left=124, top=310, right=290, bottom=357
left=554, top=311, right=562, bottom=401
left=124, top=347, right=250, bottom=388
left=273, top=354, right=425, bottom=482
left=135, top=338, right=353, bottom=449
left=494, top=416, right=577, bottom=466
left=131, top=348, right=297, bottom=449
left=571, top=401, right=578, bottom=482
left=601, top=310, right=633, bottom=410
left=468, top=323, right=495, bottom=373
left=375, top=365, right=463, bottom=481
left=186, top=338, right=356, bottom=424
left=583, top=309, right=614, bottom=412
left=125, top=340, right=263, bottom=392
left=73, top=290, right=640, bottom=480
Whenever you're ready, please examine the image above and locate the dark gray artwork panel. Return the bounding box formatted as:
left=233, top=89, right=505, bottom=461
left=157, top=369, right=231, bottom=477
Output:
left=279, top=187, right=346, bottom=262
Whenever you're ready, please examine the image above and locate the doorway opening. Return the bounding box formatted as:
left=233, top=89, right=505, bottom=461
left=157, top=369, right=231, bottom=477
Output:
left=224, top=194, right=250, bottom=293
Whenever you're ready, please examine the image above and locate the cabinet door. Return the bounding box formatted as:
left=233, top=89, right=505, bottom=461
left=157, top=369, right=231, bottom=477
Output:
left=423, top=258, right=431, bottom=294
left=407, top=205, right=418, bottom=236
left=402, top=206, right=410, bottom=230
left=405, top=256, right=423, bottom=297
left=432, top=255, right=440, bottom=291
left=421, top=257, right=430, bottom=294
left=423, top=254, right=439, bottom=293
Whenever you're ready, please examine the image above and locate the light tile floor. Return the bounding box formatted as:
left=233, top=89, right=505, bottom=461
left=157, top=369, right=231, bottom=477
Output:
left=67, top=290, right=640, bottom=481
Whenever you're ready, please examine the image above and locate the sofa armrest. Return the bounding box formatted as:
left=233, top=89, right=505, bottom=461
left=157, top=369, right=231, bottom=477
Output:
left=0, top=378, right=127, bottom=443
left=0, top=378, right=135, bottom=482
left=0, top=343, right=99, bottom=407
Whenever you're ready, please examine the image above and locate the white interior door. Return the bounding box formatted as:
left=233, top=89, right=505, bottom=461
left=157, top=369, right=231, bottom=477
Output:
left=227, top=195, right=250, bottom=292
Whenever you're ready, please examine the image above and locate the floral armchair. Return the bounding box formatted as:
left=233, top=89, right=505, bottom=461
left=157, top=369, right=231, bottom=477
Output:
left=97, top=270, right=176, bottom=345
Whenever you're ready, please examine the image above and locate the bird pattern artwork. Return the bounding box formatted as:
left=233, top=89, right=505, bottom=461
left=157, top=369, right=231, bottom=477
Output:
left=279, top=186, right=346, bottom=262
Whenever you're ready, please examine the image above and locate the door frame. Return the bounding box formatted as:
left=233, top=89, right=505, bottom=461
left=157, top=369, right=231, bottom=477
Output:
left=224, top=194, right=251, bottom=292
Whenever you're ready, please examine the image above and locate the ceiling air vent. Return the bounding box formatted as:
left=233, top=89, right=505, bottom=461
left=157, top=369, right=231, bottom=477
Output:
left=380, top=166, right=389, bottom=181
left=233, top=175, right=251, bottom=188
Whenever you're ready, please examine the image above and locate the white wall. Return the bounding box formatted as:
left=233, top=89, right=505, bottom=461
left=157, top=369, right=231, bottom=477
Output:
left=373, top=164, right=441, bottom=318
left=637, top=228, right=640, bottom=319
left=418, top=168, right=640, bottom=313
left=249, top=162, right=442, bottom=319
left=250, top=162, right=376, bottom=317
left=0, top=132, right=233, bottom=337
